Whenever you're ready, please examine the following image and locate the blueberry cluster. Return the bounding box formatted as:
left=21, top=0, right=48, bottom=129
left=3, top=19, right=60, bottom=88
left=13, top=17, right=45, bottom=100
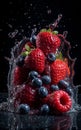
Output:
left=50, top=80, right=73, bottom=97
left=29, top=71, right=51, bottom=98
left=58, top=80, right=73, bottom=96
left=18, top=71, right=73, bottom=115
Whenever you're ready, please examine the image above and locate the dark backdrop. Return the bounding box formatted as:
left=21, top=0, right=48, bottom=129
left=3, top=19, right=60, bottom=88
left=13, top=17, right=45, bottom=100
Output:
left=0, top=0, right=81, bottom=92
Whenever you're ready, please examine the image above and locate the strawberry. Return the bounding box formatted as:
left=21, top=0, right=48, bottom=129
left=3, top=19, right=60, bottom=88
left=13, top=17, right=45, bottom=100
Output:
left=25, top=48, right=45, bottom=73
left=13, top=66, right=29, bottom=85
left=50, top=59, right=68, bottom=84
left=15, top=84, right=38, bottom=108
left=36, top=31, right=61, bottom=56
left=43, top=90, right=72, bottom=113
left=64, top=58, right=70, bottom=76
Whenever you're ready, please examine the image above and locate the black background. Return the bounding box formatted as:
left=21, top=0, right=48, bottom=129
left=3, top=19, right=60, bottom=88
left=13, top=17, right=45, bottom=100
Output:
left=0, top=0, right=81, bottom=92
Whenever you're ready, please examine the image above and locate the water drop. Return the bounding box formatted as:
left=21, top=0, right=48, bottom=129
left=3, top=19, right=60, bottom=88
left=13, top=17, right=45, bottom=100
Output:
left=8, top=29, right=18, bottom=38
left=47, top=9, right=52, bottom=14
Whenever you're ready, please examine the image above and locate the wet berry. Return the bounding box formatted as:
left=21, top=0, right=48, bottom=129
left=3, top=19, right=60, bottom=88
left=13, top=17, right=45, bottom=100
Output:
left=58, top=80, right=70, bottom=89
left=29, top=71, right=38, bottom=80
left=32, top=77, right=42, bottom=87
left=30, top=35, right=36, bottom=45
left=18, top=104, right=30, bottom=114
left=47, top=53, right=56, bottom=62
left=51, top=85, right=59, bottom=91
left=66, top=88, right=73, bottom=96
left=42, top=75, right=51, bottom=85
left=16, top=55, right=25, bottom=67
left=40, top=104, right=50, bottom=114
left=38, top=86, right=48, bottom=98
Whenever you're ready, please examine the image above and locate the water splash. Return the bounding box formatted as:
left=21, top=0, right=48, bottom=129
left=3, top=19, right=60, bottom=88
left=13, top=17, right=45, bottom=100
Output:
left=0, top=14, right=81, bottom=114
left=0, top=0, right=81, bottom=115
left=8, top=29, right=19, bottom=39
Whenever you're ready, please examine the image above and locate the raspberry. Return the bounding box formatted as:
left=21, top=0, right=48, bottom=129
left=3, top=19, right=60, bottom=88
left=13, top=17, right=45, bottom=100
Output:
left=42, top=90, right=72, bottom=113
left=53, top=90, right=72, bottom=112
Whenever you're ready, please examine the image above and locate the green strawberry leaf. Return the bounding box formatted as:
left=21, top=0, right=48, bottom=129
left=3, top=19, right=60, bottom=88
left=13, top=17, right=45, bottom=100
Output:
left=56, top=52, right=63, bottom=60
left=25, top=45, right=31, bottom=51
left=40, top=28, right=51, bottom=32
left=40, top=29, right=47, bottom=32
left=52, top=31, right=58, bottom=35
left=40, top=28, right=58, bottom=35
left=21, top=51, right=29, bottom=56
left=47, top=29, right=51, bottom=32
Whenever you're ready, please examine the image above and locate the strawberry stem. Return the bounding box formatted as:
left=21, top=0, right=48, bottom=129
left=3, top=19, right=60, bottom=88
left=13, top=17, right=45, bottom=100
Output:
left=49, top=14, right=62, bottom=31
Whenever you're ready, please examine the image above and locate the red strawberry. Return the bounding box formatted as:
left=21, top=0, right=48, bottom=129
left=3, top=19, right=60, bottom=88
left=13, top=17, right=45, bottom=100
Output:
left=15, top=84, right=38, bottom=108
left=25, top=48, right=45, bottom=73
left=13, top=66, right=29, bottom=85
left=43, top=90, right=72, bottom=113
left=36, top=31, right=61, bottom=56
left=50, top=59, right=68, bottom=84
left=64, top=58, right=70, bottom=77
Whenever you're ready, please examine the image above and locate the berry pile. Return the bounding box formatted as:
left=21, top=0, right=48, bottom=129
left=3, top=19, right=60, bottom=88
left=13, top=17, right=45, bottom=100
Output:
left=11, top=15, right=75, bottom=115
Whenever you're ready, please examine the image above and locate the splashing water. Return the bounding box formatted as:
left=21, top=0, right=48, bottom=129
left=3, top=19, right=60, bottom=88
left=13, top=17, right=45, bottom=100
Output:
left=0, top=14, right=81, bottom=114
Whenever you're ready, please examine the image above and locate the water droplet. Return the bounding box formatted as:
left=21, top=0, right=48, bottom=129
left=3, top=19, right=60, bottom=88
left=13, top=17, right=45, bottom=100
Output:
left=8, top=24, right=13, bottom=29
left=0, top=29, right=3, bottom=31
left=9, top=1, right=13, bottom=5
left=47, top=9, right=52, bottom=14
left=28, top=16, right=31, bottom=19
left=24, top=12, right=28, bottom=16
left=30, top=3, right=33, bottom=6
left=8, top=29, right=18, bottom=38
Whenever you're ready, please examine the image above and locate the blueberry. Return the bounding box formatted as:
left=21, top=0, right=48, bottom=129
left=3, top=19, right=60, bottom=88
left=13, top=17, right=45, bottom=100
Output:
left=18, top=104, right=30, bottom=114
left=38, top=86, right=48, bottom=98
left=47, top=53, right=56, bottom=62
left=42, top=75, right=51, bottom=85
left=66, top=88, right=73, bottom=96
left=51, top=85, right=59, bottom=91
left=30, top=35, right=36, bottom=45
left=32, top=78, right=42, bottom=87
left=29, top=71, right=38, bottom=80
left=41, top=104, right=50, bottom=114
left=16, top=55, right=25, bottom=66
left=58, top=80, right=70, bottom=89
